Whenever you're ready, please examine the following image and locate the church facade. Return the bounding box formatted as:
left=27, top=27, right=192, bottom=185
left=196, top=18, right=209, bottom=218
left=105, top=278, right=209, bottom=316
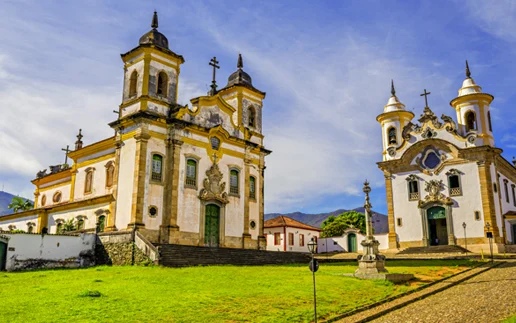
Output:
left=377, top=63, right=516, bottom=252
left=0, top=13, right=270, bottom=249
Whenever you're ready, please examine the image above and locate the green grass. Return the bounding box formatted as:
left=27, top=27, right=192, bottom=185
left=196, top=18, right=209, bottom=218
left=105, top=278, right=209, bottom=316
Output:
left=0, top=260, right=476, bottom=323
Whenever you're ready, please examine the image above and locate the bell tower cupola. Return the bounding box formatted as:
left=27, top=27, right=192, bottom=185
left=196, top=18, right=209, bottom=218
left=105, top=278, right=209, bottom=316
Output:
left=118, top=11, right=185, bottom=119
left=376, top=80, right=414, bottom=161
left=450, top=61, right=494, bottom=146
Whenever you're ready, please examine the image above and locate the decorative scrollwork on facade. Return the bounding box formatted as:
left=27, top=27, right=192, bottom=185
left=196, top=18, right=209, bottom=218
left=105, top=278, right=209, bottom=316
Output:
left=419, top=179, right=453, bottom=207
left=199, top=162, right=229, bottom=204
left=441, top=114, right=457, bottom=133
left=418, top=107, right=442, bottom=129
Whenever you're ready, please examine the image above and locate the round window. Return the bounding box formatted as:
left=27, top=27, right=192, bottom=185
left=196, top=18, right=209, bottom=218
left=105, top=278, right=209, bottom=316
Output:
left=250, top=220, right=256, bottom=229
left=149, top=206, right=158, bottom=217
left=53, top=191, right=62, bottom=203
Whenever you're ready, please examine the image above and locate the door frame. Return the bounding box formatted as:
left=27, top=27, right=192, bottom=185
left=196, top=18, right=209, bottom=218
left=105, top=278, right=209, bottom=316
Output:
left=0, top=235, right=9, bottom=271
left=347, top=233, right=357, bottom=252
left=420, top=203, right=455, bottom=246
left=199, top=201, right=225, bottom=247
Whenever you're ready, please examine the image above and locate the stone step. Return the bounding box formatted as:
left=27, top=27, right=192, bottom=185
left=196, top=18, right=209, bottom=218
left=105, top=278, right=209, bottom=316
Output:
left=397, top=245, right=469, bottom=255
left=157, top=244, right=311, bottom=267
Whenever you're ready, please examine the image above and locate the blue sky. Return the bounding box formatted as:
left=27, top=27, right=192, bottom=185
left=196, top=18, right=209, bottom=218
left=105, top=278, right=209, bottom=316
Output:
left=1, top=1, right=516, bottom=214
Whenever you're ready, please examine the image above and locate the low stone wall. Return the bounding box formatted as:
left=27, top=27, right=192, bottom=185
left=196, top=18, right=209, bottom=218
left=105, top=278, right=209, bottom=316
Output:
left=95, top=231, right=153, bottom=266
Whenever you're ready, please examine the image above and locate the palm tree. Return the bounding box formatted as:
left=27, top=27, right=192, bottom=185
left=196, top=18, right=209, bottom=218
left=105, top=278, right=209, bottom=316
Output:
left=7, top=196, right=34, bottom=213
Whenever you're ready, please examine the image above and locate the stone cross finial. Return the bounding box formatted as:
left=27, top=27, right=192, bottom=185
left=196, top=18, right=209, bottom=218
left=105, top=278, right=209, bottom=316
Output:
left=420, top=89, right=431, bottom=107
left=75, top=129, right=83, bottom=150
left=208, top=57, right=220, bottom=96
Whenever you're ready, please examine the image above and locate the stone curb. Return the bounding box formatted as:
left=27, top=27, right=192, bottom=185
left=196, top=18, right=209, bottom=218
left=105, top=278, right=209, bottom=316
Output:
left=323, top=261, right=501, bottom=323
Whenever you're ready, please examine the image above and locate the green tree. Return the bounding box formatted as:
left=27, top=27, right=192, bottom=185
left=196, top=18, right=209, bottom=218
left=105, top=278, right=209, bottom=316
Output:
left=62, top=218, right=77, bottom=233
left=321, top=211, right=366, bottom=238
left=7, top=196, right=34, bottom=213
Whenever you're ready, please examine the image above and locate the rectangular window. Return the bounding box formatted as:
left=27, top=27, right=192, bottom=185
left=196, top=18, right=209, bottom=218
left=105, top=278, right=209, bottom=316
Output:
left=397, top=218, right=402, bottom=226
left=274, top=232, right=281, bottom=245
left=448, top=175, right=462, bottom=196
left=229, top=169, right=239, bottom=195
left=288, top=233, right=294, bottom=246
left=504, top=180, right=509, bottom=203
left=512, top=185, right=516, bottom=207
left=408, top=180, right=419, bottom=200
left=474, top=211, right=481, bottom=221
left=299, top=234, right=304, bottom=247
left=185, top=159, right=197, bottom=187
left=249, top=176, right=256, bottom=199
left=151, top=155, right=163, bottom=181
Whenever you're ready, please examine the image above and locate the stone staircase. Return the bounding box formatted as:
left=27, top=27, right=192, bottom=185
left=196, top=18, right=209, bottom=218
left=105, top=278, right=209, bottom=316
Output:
left=396, top=245, right=469, bottom=255
left=157, top=244, right=311, bottom=267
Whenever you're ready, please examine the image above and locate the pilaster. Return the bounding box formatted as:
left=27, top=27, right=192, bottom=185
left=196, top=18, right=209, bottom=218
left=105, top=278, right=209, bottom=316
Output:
left=128, top=130, right=151, bottom=228
left=105, top=140, right=123, bottom=232
left=258, top=154, right=266, bottom=248
left=168, top=139, right=183, bottom=230
left=477, top=160, right=500, bottom=239
left=384, top=172, right=397, bottom=248
left=37, top=210, right=48, bottom=233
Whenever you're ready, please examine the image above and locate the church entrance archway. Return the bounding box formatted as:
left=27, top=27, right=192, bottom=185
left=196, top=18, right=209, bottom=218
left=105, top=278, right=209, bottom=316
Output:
left=427, top=206, right=448, bottom=245
left=0, top=241, right=7, bottom=271
left=204, top=204, right=220, bottom=247
left=347, top=233, right=357, bottom=252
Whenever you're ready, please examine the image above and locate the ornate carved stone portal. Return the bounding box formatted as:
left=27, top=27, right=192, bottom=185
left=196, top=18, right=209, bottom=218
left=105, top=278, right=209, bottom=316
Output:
left=199, top=162, right=229, bottom=204
left=419, top=180, right=453, bottom=207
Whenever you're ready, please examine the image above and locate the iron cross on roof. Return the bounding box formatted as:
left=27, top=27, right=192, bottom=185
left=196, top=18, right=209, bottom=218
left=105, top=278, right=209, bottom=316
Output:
left=61, top=145, right=71, bottom=165
left=420, top=89, right=431, bottom=107
left=209, top=56, right=220, bottom=95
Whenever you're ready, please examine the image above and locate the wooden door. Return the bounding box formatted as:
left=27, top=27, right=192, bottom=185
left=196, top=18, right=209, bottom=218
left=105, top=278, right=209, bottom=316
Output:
left=0, top=242, right=7, bottom=271
left=205, top=205, right=220, bottom=247
left=347, top=233, right=357, bottom=252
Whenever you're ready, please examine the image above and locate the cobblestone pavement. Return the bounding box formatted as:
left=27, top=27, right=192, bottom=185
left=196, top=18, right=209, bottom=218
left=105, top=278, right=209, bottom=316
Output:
left=342, top=260, right=516, bottom=323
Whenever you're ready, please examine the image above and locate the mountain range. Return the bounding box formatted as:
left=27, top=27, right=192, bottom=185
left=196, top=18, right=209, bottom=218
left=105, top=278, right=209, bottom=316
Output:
left=265, top=207, right=388, bottom=233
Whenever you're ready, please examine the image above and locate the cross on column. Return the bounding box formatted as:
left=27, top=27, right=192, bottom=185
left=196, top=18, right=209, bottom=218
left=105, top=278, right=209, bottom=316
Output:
left=209, top=56, right=220, bottom=95
left=61, top=145, right=71, bottom=165
left=420, top=89, right=431, bottom=107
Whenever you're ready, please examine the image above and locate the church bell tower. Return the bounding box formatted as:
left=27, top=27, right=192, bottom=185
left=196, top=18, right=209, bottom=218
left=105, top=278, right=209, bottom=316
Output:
left=118, top=11, right=185, bottom=119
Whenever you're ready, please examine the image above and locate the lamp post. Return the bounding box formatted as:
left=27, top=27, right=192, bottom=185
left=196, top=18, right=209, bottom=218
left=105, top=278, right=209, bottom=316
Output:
left=485, top=222, right=494, bottom=262
left=307, top=238, right=318, bottom=323
left=462, top=222, right=467, bottom=252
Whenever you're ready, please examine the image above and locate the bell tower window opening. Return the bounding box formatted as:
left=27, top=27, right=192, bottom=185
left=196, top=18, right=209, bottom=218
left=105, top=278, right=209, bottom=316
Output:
left=185, top=159, right=198, bottom=188
left=248, top=107, right=256, bottom=128
left=157, top=72, right=168, bottom=96
left=406, top=175, right=419, bottom=201
left=129, top=70, right=138, bottom=98
left=151, top=154, right=163, bottom=182
left=465, top=111, right=477, bottom=132
left=387, top=127, right=397, bottom=145
left=229, top=169, right=239, bottom=195
left=487, top=111, right=493, bottom=132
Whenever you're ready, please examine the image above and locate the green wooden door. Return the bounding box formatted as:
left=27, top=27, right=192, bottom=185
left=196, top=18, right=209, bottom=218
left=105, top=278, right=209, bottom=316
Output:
left=205, top=205, right=220, bottom=247
left=347, top=233, right=357, bottom=252
left=0, top=242, right=7, bottom=271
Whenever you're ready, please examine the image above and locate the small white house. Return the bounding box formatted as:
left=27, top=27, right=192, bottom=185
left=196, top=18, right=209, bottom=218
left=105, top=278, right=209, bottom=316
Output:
left=264, top=216, right=320, bottom=252
left=318, top=228, right=390, bottom=253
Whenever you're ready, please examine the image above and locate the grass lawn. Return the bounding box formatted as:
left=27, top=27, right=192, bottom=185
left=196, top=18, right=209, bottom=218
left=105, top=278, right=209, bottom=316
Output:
left=0, top=260, right=477, bottom=322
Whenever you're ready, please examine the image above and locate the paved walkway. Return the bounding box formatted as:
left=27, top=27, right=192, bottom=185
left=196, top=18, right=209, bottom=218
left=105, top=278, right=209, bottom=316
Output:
left=336, top=260, right=516, bottom=322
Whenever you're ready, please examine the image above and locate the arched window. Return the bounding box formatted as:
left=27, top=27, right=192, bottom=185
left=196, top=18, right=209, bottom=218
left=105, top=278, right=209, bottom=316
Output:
left=27, top=223, right=34, bottom=233
left=157, top=72, right=168, bottom=96
left=151, top=154, right=163, bottom=181
left=56, top=222, right=63, bottom=234
left=185, top=159, right=197, bottom=188
left=465, top=111, right=477, bottom=132
left=248, top=107, right=256, bottom=128
left=229, top=169, right=239, bottom=195
left=406, top=175, right=419, bottom=201
left=97, top=215, right=106, bottom=233
left=84, top=168, right=94, bottom=194
left=488, top=111, right=493, bottom=132
left=105, top=162, right=115, bottom=188
left=129, top=70, right=138, bottom=97
left=41, top=195, right=47, bottom=207
left=387, top=127, right=397, bottom=145
left=77, top=218, right=85, bottom=230
left=249, top=176, right=256, bottom=199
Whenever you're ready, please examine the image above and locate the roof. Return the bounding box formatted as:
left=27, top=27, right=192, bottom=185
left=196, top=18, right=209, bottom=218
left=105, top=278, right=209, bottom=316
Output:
left=264, top=216, right=321, bottom=231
